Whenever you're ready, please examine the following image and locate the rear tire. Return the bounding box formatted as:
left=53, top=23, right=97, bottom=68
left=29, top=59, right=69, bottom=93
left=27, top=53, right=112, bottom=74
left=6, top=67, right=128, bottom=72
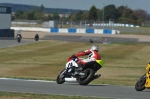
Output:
left=77, top=68, right=95, bottom=85
left=135, top=74, right=146, bottom=91
left=17, top=38, right=21, bottom=43
left=56, top=69, right=66, bottom=84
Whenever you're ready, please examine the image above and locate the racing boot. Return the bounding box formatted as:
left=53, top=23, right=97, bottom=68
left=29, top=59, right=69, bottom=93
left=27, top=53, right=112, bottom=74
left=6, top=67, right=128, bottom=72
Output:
left=93, top=74, right=101, bottom=80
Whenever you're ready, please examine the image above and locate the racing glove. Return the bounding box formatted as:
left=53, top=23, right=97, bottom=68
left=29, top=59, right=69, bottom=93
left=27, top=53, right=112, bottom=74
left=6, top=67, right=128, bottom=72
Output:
left=72, top=54, right=78, bottom=62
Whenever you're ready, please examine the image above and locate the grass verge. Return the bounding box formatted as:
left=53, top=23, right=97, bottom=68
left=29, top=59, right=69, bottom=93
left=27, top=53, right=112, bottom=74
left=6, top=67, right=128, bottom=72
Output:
left=0, top=41, right=149, bottom=86
left=0, top=91, right=112, bottom=99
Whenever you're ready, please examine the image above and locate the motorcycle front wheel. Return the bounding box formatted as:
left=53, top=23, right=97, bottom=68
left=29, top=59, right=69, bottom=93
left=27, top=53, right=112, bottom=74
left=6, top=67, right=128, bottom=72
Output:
left=77, top=68, right=95, bottom=85
left=56, top=69, right=66, bottom=84
left=135, top=74, right=146, bottom=91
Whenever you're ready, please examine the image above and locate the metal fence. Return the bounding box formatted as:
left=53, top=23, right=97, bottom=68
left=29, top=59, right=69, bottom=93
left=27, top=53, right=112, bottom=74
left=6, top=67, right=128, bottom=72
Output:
left=11, top=20, right=122, bottom=30
left=11, top=20, right=42, bottom=27
left=142, top=22, right=150, bottom=27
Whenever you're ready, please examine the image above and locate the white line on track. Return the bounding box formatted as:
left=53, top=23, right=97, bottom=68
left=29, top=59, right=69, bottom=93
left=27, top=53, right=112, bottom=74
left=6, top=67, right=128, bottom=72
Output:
left=0, top=78, right=134, bottom=88
left=0, top=78, right=55, bottom=83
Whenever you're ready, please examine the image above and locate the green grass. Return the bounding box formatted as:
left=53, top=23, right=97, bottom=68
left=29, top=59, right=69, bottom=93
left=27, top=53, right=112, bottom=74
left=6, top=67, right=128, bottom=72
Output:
left=135, top=27, right=150, bottom=31
left=0, top=41, right=149, bottom=86
left=0, top=91, right=112, bottom=99
left=121, top=32, right=150, bottom=35
left=112, top=26, right=150, bottom=35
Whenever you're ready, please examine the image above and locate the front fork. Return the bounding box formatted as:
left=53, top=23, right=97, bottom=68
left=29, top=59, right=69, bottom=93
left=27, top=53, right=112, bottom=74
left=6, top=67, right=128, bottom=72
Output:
left=145, top=63, right=150, bottom=88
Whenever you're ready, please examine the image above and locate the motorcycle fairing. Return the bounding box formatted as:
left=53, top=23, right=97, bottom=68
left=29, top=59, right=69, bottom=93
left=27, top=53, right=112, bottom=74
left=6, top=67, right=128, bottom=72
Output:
left=65, top=60, right=78, bottom=69
left=145, top=63, right=150, bottom=88
left=96, top=60, right=104, bottom=67
left=82, top=60, right=103, bottom=71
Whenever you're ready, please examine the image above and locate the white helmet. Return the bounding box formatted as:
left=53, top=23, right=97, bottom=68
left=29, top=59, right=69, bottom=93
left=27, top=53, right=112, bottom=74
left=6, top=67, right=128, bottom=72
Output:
left=91, top=45, right=99, bottom=52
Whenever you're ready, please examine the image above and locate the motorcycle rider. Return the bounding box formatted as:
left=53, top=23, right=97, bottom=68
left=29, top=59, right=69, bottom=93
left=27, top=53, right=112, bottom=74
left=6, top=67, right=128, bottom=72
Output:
left=68, top=45, right=101, bottom=79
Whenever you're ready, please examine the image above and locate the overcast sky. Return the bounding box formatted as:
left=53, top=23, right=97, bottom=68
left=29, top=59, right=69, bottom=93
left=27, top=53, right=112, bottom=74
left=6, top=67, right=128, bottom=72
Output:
left=0, top=0, right=150, bottom=12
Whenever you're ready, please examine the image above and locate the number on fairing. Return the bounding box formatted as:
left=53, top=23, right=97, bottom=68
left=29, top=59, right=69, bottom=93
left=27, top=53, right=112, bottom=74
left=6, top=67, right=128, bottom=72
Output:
left=65, top=60, right=78, bottom=69
left=68, top=62, right=73, bottom=68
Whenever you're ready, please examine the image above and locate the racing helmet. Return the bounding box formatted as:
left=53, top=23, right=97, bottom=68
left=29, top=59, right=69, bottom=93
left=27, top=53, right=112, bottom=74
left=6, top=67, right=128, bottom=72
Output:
left=91, top=45, right=99, bottom=52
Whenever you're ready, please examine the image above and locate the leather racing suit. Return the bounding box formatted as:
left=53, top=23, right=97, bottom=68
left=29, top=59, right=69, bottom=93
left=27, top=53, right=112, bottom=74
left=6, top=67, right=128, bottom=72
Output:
left=68, top=49, right=101, bottom=66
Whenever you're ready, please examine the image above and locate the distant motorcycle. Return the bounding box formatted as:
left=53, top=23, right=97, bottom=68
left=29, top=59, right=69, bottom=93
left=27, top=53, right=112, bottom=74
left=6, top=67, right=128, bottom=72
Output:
left=17, top=34, right=21, bottom=43
left=56, top=57, right=104, bottom=85
left=135, top=63, right=150, bottom=91
left=35, top=34, right=39, bottom=41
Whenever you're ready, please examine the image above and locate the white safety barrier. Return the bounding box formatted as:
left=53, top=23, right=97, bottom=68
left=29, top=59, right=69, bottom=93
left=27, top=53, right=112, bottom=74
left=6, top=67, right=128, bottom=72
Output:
left=11, top=27, right=50, bottom=32
left=59, top=28, right=68, bottom=33
left=94, top=29, right=103, bottom=34
left=76, top=29, right=86, bottom=33
left=11, top=27, right=120, bottom=34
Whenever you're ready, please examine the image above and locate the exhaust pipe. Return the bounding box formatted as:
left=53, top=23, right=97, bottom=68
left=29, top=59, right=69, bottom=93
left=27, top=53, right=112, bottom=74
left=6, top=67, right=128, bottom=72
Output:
left=65, top=78, right=77, bottom=82
left=79, top=73, right=85, bottom=76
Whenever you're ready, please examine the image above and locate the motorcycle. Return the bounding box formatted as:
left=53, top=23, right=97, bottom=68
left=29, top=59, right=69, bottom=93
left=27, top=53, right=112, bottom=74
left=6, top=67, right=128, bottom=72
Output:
left=35, top=34, right=39, bottom=41
left=56, top=58, right=104, bottom=85
left=135, top=63, right=150, bottom=91
left=17, top=34, right=21, bottom=43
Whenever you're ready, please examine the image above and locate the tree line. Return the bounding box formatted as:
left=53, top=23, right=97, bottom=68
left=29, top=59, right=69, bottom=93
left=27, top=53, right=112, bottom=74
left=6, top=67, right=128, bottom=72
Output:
left=13, top=4, right=150, bottom=25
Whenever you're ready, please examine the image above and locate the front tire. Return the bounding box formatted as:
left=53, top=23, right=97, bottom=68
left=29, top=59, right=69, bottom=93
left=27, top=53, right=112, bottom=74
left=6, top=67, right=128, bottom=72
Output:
left=135, top=74, right=146, bottom=91
left=56, top=69, right=66, bottom=84
left=77, top=68, right=95, bottom=85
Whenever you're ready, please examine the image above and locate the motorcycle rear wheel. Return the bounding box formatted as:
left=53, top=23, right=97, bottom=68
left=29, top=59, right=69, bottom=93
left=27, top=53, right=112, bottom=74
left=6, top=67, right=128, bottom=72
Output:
left=77, top=68, right=95, bottom=85
left=135, top=74, right=146, bottom=91
left=56, top=69, right=66, bottom=84
left=17, top=39, right=21, bottom=43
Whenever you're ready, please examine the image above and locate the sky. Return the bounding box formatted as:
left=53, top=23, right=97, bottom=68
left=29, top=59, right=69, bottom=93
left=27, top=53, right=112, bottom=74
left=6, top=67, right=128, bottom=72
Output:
left=0, top=0, right=150, bottom=12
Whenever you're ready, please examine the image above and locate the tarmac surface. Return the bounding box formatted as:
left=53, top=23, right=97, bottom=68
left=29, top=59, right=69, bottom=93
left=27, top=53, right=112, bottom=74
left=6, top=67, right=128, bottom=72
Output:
left=0, top=78, right=149, bottom=99
left=0, top=39, right=36, bottom=48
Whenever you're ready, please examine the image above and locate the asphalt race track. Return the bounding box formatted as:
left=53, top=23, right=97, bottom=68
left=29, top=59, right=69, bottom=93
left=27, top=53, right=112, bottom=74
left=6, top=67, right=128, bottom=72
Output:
left=0, top=39, right=35, bottom=48
left=0, top=35, right=150, bottom=99
left=0, top=78, right=149, bottom=99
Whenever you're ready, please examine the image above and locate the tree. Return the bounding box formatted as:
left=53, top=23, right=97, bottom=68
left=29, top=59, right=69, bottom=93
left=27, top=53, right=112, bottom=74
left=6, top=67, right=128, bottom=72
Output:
left=134, top=9, right=148, bottom=22
left=104, top=4, right=119, bottom=21
left=117, top=5, right=128, bottom=18
left=43, top=14, right=52, bottom=21
left=122, top=8, right=135, bottom=19
left=97, top=9, right=102, bottom=21
left=117, top=6, right=138, bottom=24
left=39, top=4, right=45, bottom=13
left=47, top=14, right=52, bottom=20
left=34, top=12, right=42, bottom=20
left=118, top=17, right=130, bottom=24
left=70, top=14, right=76, bottom=21
left=26, top=9, right=36, bottom=20
left=82, top=11, right=89, bottom=20
left=75, top=11, right=83, bottom=20
left=15, top=10, right=24, bottom=19
left=38, top=4, right=45, bottom=21
left=88, top=5, right=98, bottom=21
left=52, top=12, right=60, bottom=20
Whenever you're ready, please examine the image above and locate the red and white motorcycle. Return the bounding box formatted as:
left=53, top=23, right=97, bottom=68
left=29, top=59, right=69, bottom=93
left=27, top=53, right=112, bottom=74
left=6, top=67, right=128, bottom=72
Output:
left=56, top=57, right=104, bottom=85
